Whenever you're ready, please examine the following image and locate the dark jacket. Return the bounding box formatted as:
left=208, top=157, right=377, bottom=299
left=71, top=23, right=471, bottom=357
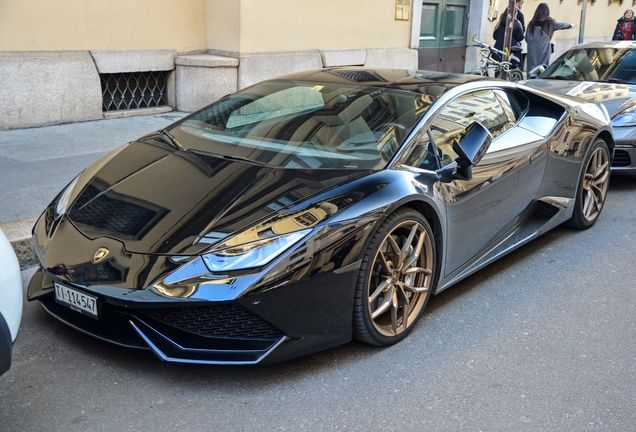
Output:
left=493, top=14, right=524, bottom=61
left=517, top=7, right=525, bottom=32
left=613, top=18, right=636, bottom=40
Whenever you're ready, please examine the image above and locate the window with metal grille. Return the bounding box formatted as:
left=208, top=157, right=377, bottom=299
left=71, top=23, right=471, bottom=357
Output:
left=331, top=70, right=387, bottom=82
left=100, top=71, right=168, bottom=112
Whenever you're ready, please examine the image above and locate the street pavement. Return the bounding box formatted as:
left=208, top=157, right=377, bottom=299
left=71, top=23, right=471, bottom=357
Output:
left=0, top=114, right=635, bottom=430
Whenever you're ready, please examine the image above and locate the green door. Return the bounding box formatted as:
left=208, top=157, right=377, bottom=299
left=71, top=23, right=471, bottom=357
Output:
left=418, top=0, right=470, bottom=72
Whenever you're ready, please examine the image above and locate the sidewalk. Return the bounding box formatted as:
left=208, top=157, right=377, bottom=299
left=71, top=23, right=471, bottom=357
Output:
left=0, top=111, right=187, bottom=268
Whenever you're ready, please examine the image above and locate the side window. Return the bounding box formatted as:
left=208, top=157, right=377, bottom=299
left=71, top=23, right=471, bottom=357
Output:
left=404, top=130, right=439, bottom=170
left=430, top=124, right=461, bottom=168
left=494, top=89, right=529, bottom=124
left=431, top=89, right=513, bottom=167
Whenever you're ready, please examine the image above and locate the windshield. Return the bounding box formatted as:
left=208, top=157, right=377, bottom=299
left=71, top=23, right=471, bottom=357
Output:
left=168, top=80, right=434, bottom=170
left=541, top=47, right=636, bottom=83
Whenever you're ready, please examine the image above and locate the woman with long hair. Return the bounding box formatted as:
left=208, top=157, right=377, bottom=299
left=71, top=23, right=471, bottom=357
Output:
left=525, top=3, right=575, bottom=72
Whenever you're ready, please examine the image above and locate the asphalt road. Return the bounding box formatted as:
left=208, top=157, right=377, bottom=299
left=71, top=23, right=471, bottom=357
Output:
left=1, top=176, right=635, bottom=431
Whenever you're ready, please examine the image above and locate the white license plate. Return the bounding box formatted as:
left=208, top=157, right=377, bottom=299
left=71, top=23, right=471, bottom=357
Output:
left=54, top=283, right=99, bottom=319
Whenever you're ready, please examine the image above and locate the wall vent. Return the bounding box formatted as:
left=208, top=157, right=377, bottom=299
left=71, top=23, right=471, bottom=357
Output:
left=100, top=71, right=168, bottom=112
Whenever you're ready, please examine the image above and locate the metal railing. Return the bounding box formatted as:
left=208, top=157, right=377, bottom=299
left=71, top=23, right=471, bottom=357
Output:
left=100, top=71, right=168, bottom=112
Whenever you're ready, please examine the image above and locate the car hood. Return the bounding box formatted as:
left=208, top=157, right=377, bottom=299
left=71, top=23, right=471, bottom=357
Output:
left=66, top=135, right=367, bottom=256
left=523, top=79, right=636, bottom=118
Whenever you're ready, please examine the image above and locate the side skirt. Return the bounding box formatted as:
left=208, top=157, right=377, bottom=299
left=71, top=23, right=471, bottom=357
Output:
left=435, top=196, right=574, bottom=294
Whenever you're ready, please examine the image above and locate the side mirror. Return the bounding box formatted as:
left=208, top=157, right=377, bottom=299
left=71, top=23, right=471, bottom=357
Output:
left=452, top=121, right=492, bottom=169
left=528, top=65, right=546, bottom=79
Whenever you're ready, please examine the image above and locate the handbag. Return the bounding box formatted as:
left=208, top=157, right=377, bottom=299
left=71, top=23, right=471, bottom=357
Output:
left=541, top=28, right=554, bottom=54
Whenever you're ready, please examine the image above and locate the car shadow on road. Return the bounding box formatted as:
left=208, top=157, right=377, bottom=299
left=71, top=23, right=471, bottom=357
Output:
left=609, top=174, right=636, bottom=191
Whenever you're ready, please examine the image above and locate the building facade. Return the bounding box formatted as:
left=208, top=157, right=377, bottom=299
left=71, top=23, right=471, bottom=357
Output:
left=0, top=0, right=625, bottom=130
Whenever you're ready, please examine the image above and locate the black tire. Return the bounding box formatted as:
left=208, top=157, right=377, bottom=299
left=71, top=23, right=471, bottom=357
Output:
left=567, top=139, right=611, bottom=230
left=353, top=208, right=436, bottom=346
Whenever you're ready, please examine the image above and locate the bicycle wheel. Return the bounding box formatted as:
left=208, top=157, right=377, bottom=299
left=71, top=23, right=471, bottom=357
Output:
left=507, top=69, right=524, bottom=82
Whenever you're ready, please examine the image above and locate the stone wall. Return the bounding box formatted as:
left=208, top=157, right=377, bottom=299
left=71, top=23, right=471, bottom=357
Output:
left=0, top=47, right=418, bottom=130
left=0, top=52, right=103, bottom=130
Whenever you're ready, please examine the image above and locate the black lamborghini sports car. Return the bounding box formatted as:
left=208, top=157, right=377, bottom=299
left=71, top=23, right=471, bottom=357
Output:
left=28, top=68, right=613, bottom=365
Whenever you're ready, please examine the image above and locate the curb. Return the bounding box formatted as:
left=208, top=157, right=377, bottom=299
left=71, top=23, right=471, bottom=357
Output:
left=1, top=218, right=38, bottom=270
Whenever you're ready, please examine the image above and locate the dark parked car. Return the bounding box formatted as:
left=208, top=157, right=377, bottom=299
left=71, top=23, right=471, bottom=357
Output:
left=524, top=41, right=636, bottom=174
left=28, top=68, right=613, bottom=365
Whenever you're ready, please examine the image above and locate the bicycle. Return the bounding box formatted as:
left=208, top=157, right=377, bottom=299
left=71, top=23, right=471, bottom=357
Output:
left=471, top=34, right=524, bottom=82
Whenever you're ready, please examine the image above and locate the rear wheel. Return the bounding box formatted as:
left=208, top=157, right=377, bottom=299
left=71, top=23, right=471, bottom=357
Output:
left=568, top=139, right=611, bottom=229
left=353, top=209, right=436, bottom=346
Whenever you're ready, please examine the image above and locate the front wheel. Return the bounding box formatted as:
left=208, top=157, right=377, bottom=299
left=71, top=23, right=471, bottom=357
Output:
left=567, top=139, right=611, bottom=229
left=353, top=209, right=436, bottom=346
left=507, top=69, right=524, bottom=82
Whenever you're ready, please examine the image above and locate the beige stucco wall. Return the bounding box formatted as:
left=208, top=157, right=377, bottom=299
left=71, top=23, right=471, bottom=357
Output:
left=206, top=0, right=412, bottom=53
left=0, top=0, right=207, bottom=52
left=205, top=0, right=241, bottom=53
left=2, top=0, right=411, bottom=54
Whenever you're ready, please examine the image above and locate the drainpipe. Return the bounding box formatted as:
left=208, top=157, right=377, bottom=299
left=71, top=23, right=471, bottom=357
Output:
left=501, top=0, right=517, bottom=80
left=578, top=0, right=587, bottom=44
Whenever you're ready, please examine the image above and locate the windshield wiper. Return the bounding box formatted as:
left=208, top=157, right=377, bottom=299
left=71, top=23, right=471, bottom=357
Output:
left=158, top=129, right=182, bottom=150
left=542, top=75, right=577, bottom=80
left=605, top=78, right=633, bottom=84
left=187, top=149, right=273, bottom=167
left=220, top=153, right=265, bottom=165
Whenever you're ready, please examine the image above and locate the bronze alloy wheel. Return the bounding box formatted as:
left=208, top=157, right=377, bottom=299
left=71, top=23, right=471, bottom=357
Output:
left=568, top=139, right=610, bottom=229
left=353, top=209, right=435, bottom=345
left=581, top=146, right=610, bottom=222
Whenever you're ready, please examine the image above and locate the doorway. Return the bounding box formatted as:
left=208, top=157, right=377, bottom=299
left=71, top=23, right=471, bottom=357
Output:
left=417, top=0, right=470, bottom=72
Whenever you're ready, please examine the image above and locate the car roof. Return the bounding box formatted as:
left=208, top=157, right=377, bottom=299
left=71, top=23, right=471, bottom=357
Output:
left=268, top=67, right=494, bottom=93
left=568, top=41, right=636, bottom=50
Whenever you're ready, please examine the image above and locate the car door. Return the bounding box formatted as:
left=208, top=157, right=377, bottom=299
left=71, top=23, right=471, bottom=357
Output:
left=429, top=88, right=547, bottom=277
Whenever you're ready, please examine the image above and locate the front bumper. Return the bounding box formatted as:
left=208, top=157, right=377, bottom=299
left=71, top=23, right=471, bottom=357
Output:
left=27, top=265, right=357, bottom=365
left=28, top=202, right=370, bottom=364
left=611, top=127, right=636, bottom=173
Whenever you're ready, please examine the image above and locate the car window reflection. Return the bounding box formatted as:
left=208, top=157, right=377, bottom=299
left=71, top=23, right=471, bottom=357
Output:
left=430, top=90, right=512, bottom=167
left=168, top=82, right=440, bottom=170
left=542, top=47, right=636, bottom=84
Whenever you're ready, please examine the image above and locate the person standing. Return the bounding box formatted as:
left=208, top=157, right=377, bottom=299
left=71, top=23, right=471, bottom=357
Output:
left=516, top=0, right=526, bottom=32
left=492, top=11, right=524, bottom=63
left=525, top=3, right=575, bottom=72
left=612, top=9, right=636, bottom=40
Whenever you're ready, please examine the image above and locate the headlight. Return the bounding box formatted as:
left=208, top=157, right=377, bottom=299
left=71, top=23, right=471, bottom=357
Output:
left=54, top=175, right=81, bottom=219
left=151, top=229, right=312, bottom=298
left=202, top=229, right=312, bottom=272
left=612, top=105, right=636, bottom=127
